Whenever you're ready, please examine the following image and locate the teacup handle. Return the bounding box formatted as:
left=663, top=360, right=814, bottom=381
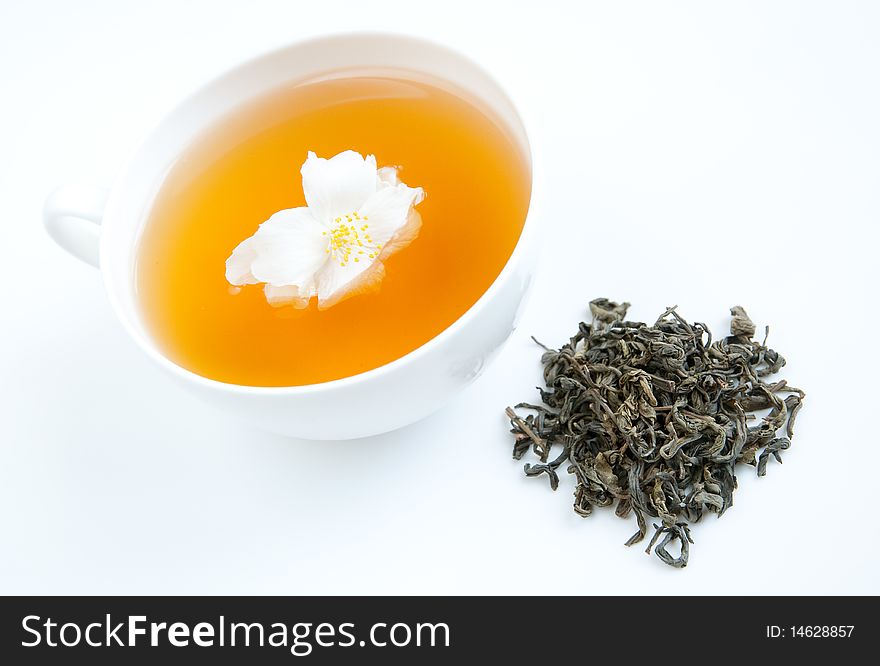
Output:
left=43, top=185, right=109, bottom=268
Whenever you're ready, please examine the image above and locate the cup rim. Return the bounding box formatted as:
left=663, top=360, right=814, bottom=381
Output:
left=101, top=31, right=540, bottom=396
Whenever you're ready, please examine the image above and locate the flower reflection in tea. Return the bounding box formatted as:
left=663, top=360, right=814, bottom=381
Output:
left=226, top=150, right=425, bottom=309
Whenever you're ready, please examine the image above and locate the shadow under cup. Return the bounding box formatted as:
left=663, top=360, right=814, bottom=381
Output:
left=99, top=34, right=537, bottom=439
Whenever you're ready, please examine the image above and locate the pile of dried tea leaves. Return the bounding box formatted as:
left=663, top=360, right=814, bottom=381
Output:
left=505, top=299, right=804, bottom=568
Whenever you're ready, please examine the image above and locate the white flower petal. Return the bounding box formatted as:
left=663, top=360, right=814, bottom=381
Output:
left=357, top=182, right=425, bottom=248
left=379, top=208, right=422, bottom=259
left=226, top=152, right=424, bottom=311
left=376, top=165, right=401, bottom=187
left=315, top=258, right=387, bottom=310
left=228, top=207, right=328, bottom=294
left=264, top=284, right=311, bottom=309
left=225, top=236, right=260, bottom=285
left=314, top=182, right=423, bottom=309
left=301, top=150, right=377, bottom=222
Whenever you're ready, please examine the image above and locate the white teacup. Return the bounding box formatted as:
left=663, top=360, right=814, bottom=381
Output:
left=44, top=33, right=539, bottom=440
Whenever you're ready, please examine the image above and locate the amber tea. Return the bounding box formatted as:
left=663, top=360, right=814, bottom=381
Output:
left=136, top=75, right=531, bottom=386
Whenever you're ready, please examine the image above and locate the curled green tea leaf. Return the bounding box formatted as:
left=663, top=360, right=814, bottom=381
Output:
left=505, top=299, right=804, bottom=568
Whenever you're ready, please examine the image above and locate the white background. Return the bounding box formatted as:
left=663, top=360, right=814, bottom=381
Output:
left=1, top=0, right=878, bottom=594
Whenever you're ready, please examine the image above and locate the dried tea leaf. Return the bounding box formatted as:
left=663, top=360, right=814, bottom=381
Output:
left=505, top=299, right=804, bottom=568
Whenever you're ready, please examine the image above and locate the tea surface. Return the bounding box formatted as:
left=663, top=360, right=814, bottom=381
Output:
left=136, top=76, right=530, bottom=386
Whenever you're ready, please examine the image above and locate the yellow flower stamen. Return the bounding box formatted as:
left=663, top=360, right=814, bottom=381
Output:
left=326, top=216, right=381, bottom=267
